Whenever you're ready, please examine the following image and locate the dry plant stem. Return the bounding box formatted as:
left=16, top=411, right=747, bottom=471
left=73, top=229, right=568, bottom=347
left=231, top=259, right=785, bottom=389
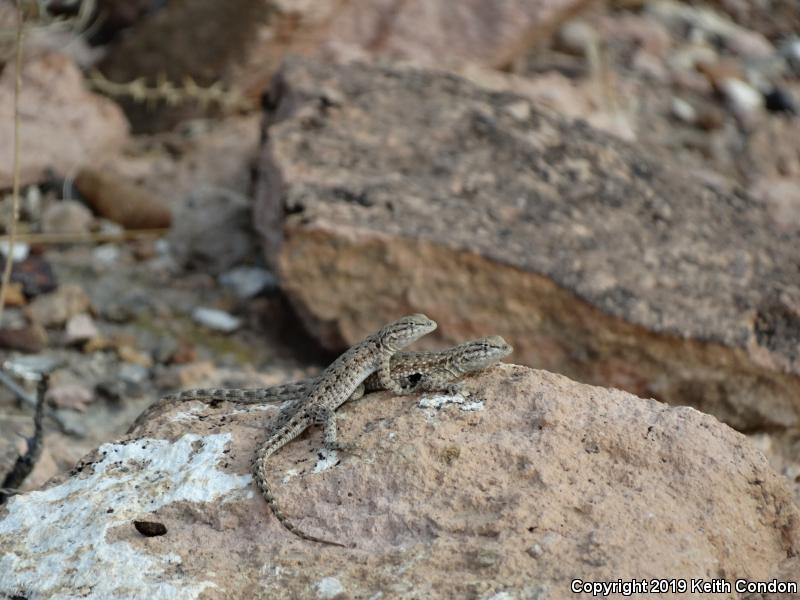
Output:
left=0, top=228, right=168, bottom=245
left=0, top=374, right=48, bottom=505
left=0, top=2, right=23, bottom=328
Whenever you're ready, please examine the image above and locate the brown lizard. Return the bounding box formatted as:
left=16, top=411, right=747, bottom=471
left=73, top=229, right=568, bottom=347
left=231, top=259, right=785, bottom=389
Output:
left=251, top=314, right=437, bottom=546
left=165, top=335, right=513, bottom=408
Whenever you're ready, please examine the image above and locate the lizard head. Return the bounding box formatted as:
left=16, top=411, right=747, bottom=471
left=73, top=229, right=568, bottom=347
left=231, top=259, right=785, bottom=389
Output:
left=451, top=335, right=513, bottom=373
left=380, top=314, right=437, bottom=351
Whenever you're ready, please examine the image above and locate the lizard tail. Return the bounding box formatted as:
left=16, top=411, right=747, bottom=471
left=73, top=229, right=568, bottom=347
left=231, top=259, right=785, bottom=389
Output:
left=251, top=452, right=346, bottom=548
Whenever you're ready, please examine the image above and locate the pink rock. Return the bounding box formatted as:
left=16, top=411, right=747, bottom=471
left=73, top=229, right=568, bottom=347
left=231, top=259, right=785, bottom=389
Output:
left=64, top=313, right=99, bottom=345
left=0, top=52, right=129, bottom=187
left=45, top=382, right=94, bottom=412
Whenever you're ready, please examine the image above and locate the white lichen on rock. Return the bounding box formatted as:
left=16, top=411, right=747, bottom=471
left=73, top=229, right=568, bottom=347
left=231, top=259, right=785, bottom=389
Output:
left=316, top=576, right=345, bottom=598
left=0, top=433, right=251, bottom=600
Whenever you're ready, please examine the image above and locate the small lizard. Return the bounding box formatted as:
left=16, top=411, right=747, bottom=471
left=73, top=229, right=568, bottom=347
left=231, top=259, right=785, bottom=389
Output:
left=252, top=314, right=437, bottom=546
left=168, top=335, right=513, bottom=407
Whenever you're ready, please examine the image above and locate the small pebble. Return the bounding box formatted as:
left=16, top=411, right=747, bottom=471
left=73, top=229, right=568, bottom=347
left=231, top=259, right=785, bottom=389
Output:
left=219, top=266, right=277, bottom=299
left=670, top=97, right=697, bottom=124
left=0, top=240, right=30, bottom=262
left=782, top=37, right=800, bottom=73
left=719, top=78, right=763, bottom=117
left=192, top=307, right=242, bottom=333
left=505, top=101, right=531, bottom=122
left=65, top=313, right=99, bottom=345
left=527, top=543, right=544, bottom=558
left=117, top=345, right=153, bottom=368
left=45, top=383, right=94, bottom=412
left=557, top=19, right=596, bottom=56
left=93, top=244, right=121, bottom=265
left=41, top=200, right=93, bottom=235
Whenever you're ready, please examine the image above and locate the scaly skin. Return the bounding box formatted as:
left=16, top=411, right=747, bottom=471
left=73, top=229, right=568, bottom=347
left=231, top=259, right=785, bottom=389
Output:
left=155, top=336, right=513, bottom=410
left=251, top=314, right=437, bottom=546
left=130, top=337, right=513, bottom=434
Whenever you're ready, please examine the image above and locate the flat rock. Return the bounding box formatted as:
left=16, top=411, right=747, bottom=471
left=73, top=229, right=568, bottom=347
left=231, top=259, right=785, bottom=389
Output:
left=254, top=59, right=800, bottom=431
left=0, top=52, right=129, bottom=188
left=1, top=366, right=797, bottom=598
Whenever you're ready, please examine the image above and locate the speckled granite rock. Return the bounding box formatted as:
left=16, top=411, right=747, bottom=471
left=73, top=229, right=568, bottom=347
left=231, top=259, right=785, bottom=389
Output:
left=254, top=59, right=800, bottom=430
left=1, top=365, right=797, bottom=598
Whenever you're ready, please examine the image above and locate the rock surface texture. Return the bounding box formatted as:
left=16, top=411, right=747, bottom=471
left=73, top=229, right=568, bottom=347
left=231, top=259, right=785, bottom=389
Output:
left=0, top=52, right=129, bottom=187
left=255, top=59, right=800, bottom=431
left=1, top=365, right=797, bottom=598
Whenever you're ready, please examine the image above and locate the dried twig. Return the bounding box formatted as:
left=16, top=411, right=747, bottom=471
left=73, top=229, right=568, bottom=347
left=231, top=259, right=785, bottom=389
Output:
left=0, top=373, right=48, bottom=504
left=0, top=0, right=24, bottom=328
left=0, top=228, right=168, bottom=245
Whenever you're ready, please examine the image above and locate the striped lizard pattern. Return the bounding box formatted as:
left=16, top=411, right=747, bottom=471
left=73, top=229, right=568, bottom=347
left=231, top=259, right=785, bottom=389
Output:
left=165, top=335, right=513, bottom=408
left=251, top=314, right=437, bottom=546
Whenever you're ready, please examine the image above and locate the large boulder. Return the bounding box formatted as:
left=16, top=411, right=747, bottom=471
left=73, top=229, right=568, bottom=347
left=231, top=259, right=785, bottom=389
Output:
left=254, top=59, right=800, bottom=431
left=1, top=365, right=797, bottom=598
left=0, top=53, right=129, bottom=188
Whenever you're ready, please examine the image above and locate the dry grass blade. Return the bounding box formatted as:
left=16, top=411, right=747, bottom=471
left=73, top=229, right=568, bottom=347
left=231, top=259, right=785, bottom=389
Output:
left=0, top=0, right=23, bottom=328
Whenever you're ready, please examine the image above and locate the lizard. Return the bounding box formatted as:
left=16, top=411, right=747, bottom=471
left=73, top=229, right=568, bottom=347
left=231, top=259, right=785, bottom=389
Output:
left=251, top=314, right=438, bottom=547
left=160, top=335, right=513, bottom=410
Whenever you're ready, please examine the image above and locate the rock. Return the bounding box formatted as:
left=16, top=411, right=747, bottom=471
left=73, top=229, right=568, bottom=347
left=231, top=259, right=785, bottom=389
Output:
left=45, top=382, right=94, bottom=412
left=255, top=59, right=800, bottom=431
left=746, top=117, right=800, bottom=181
left=41, top=200, right=94, bottom=235
left=7, top=255, right=57, bottom=298
left=784, top=38, right=800, bottom=74
left=219, top=266, right=277, bottom=299
left=0, top=324, right=47, bottom=353
left=116, top=345, right=154, bottom=369
left=751, top=178, right=800, bottom=233
left=670, top=96, right=697, bottom=124
left=173, top=361, right=217, bottom=388
left=97, top=0, right=594, bottom=131
left=191, top=307, right=242, bottom=333
left=0, top=52, right=129, bottom=188
left=555, top=19, right=596, bottom=56
left=0, top=282, right=26, bottom=307
left=705, top=0, right=800, bottom=42
left=26, top=284, right=91, bottom=328
left=646, top=0, right=774, bottom=60
left=317, top=0, right=606, bottom=70
left=75, top=167, right=172, bottom=230
left=64, top=313, right=100, bottom=345
left=0, top=366, right=797, bottom=596
left=92, top=244, right=122, bottom=266
left=719, top=78, right=764, bottom=119
left=0, top=241, right=30, bottom=263
left=169, top=188, right=256, bottom=275
left=3, top=354, right=63, bottom=381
